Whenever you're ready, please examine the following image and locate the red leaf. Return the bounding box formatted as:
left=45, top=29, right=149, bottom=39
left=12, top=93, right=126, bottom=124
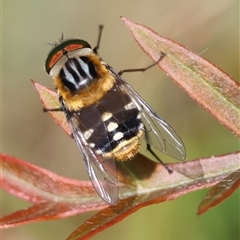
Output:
left=198, top=169, right=240, bottom=214
left=121, top=17, right=240, bottom=137
left=0, top=153, right=107, bottom=228
left=65, top=152, right=240, bottom=239
left=1, top=152, right=239, bottom=237
left=31, top=80, right=71, bottom=135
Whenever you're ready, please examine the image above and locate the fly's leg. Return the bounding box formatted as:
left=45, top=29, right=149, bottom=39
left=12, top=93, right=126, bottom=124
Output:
left=92, top=24, right=166, bottom=70
left=118, top=51, right=166, bottom=76
left=43, top=107, right=74, bottom=138
left=93, top=25, right=104, bottom=55
left=43, top=107, right=63, bottom=112
left=118, top=53, right=171, bottom=173
left=146, top=143, right=173, bottom=174
left=144, top=128, right=173, bottom=174
left=43, top=96, right=64, bottom=113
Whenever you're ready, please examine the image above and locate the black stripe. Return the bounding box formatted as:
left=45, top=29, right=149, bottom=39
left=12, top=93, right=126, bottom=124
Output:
left=86, top=108, right=142, bottom=153
left=59, top=68, right=77, bottom=92
left=65, top=58, right=87, bottom=81
left=80, top=56, right=98, bottom=79
left=59, top=57, right=97, bottom=93
left=116, top=110, right=141, bottom=140
left=104, top=110, right=141, bottom=151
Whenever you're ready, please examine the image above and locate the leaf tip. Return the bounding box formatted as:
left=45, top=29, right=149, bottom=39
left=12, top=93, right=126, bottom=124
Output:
left=120, top=16, right=130, bottom=26
left=31, top=79, right=40, bottom=89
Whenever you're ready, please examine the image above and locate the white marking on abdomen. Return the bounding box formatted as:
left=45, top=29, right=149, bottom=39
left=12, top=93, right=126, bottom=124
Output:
left=107, top=122, right=118, bottom=132
left=113, top=132, right=124, bottom=141
left=83, top=128, right=94, bottom=140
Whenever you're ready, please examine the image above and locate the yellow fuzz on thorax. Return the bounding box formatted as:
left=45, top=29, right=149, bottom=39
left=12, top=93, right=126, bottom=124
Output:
left=54, top=54, right=115, bottom=111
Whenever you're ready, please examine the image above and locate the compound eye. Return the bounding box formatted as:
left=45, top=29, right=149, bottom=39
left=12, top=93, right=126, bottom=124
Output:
left=45, top=39, right=92, bottom=74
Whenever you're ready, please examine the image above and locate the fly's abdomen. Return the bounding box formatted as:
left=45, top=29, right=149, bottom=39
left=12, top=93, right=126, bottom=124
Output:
left=76, top=84, right=144, bottom=161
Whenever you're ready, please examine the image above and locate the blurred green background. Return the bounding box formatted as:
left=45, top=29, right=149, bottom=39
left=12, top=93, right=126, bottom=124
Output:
left=2, top=1, right=239, bottom=239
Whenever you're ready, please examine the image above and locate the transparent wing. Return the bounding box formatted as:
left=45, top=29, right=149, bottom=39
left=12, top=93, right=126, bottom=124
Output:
left=66, top=111, right=118, bottom=205
left=110, top=68, right=186, bottom=161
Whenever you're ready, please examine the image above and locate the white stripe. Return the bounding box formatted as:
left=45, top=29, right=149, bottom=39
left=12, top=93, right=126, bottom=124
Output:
left=77, top=58, right=92, bottom=79
left=107, top=122, right=118, bottom=132
left=124, top=102, right=136, bottom=110
left=83, top=128, right=94, bottom=140
left=113, top=132, right=124, bottom=141
left=63, top=67, right=78, bottom=88
left=101, top=112, right=113, bottom=122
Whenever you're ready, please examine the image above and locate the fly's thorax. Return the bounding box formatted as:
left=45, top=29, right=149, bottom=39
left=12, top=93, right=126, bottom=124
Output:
left=53, top=53, right=115, bottom=111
